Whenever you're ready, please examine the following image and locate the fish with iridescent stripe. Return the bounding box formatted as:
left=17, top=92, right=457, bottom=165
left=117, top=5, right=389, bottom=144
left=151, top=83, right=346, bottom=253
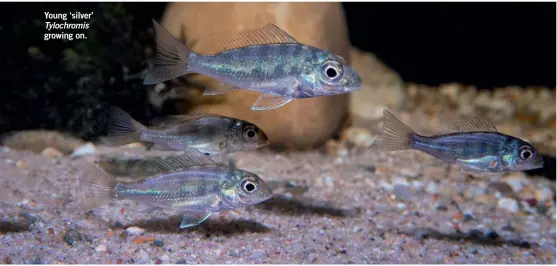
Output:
left=103, top=106, right=268, bottom=156
left=143, top=20, right=361, bottom=110
left=371, top=110, right=544, bottom=175
left=82, top=149, right=272, bottom=228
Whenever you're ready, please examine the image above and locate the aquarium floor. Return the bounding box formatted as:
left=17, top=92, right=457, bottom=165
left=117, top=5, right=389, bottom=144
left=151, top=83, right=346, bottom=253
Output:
left=0, top=143, right=554, bottom=264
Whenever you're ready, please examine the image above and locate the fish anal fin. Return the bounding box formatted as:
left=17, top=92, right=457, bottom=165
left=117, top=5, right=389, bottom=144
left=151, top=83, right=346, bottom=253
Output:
left=195, top=23, right=298, bottom=55
left=251, top=94, right=293, bottom=111
left=180, top=211, right=212, bottom=229
left=423, top=116, right=498, bottom=136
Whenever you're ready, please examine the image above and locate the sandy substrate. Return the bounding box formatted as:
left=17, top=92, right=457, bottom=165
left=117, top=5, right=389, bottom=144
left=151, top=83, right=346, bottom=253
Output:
left=0, top=141, right=555, bottom=264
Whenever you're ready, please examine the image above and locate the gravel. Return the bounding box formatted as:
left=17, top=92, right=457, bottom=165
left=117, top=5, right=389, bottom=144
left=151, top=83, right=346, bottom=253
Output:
left=0, top=134, right=554, bottom=263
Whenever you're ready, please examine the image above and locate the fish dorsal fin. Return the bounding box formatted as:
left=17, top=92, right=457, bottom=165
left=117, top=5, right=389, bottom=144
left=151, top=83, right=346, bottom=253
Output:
left=423, top=116, right=498, bottom=136
left=195, top=23, right=298, bottom=55
left=150, top=113, right=219, bottom=127
left=129, top=149, right=218, bottom=179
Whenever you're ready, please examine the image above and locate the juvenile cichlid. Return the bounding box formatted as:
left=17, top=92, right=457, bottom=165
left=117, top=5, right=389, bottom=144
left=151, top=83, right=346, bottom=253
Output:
left=371, top=110, right=544, bottom=175
left=103, top=106, right=269, bottom=155
left=82, top=150, right=273, bottom=228
left=143, top=20, right=362, bottom=110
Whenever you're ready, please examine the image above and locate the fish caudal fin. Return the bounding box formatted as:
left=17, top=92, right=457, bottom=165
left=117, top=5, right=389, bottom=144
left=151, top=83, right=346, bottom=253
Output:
left=103, top=106, right=147, bottom=147
left=370, top=110, right=416, bottom=152
left=80, top=163, right=118, bottom=211
left=144, top=19, right=193, bottom=85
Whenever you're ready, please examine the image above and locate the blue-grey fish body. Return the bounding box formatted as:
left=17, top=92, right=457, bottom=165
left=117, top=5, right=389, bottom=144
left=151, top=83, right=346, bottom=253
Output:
left=371, top=110, right=544, bottom=174
left=103, top=106, right=269, bottom=155
left=82, top=151, right=272, bottom=228
left=143, top=20, right=361, bottom=110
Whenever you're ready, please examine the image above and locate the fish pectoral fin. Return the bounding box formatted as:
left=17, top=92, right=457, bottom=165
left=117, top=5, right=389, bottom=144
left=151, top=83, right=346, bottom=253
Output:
left=194, top=24, right=298, bottom=55
left=180, top=211, right=212, bottom=229
left=203, top=83, right=238, bottom=96
left=251, top=94, right=293, bottom=111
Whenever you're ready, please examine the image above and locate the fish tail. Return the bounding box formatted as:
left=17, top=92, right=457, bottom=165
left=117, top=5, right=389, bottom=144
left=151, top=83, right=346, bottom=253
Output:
left=371, top=110, right=416, bottom=151
left=80, top=163, right=118, bottom=211
left=144, top=19, right=195, bottom=85
left=103, top=106, right=147, bottom=147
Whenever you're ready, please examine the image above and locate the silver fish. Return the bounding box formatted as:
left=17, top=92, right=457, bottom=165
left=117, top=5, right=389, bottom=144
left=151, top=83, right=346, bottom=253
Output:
left=143, top=20, right=362, bottom=110
left=103, top=106, right=269, bottom=155
left=371, top=110, right=544, bottom=175
left=82, top=149, right=273, bottom=228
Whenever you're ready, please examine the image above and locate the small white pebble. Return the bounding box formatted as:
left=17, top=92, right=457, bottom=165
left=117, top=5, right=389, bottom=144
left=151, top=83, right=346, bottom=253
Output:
left=535, top=187, right=554, bottom=203
left=71, top=143, right=97, bottom=157
left=498, top=197, right=520, bottom=213
left=396, top=203, right=406, bottom=209
left=412, top=180, right=424, bottom=191
left=425, top=182, right=439, bottom=194
left=125, top=226, right=145, bottom=235
left=95, top=244, right=107, bottom=252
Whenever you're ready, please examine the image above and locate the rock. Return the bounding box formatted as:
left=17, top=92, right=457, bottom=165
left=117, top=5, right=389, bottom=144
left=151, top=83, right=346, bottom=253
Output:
left=41, top=147, right=63, bottom=158
left=125, top=226, right=145, bottom=235
left=161, top=2, right=352, bottom=149
left=411, top=180, right=424, bottom=191
left=348, top=48, right=406, bottom=122
left=95, top=244, right=107, bottom=252
left=535, top=187, right=553, bottom=203
left=71, top=143, right=97, bottom=157
left=1, top=130, right=84, bottom=154
left=16, top=160, right=28, bottom=169
left=497, top=197, right=520, bottom=213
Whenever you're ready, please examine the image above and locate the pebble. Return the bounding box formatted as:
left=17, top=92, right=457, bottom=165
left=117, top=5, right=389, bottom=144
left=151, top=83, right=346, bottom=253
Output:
left=160, top=255, right=169, bottom=263
left=412, top=180, right=424, bottom=191
left=399, top=168, right=420, bottom=179
left=425, top=182, right=439, bottom=195
left=153, top=240, right=164, bottom=247
left=379, top=180, right=393, bottom=192
left=535, top=187, right=553, bottom=203
left=504, top=174, right=529, bottom=192
left=465, top=186, right=487, bottom=199
left=175, top=259, right=189, bottom=264
left=95, top=244, right=107, bottom=252
left=125, top=226, right=145, bottom=235
left=462, top=211, right=476, bottom=222
left=393, top=184, right=412, bottom=201
left=251, top=251, right=265, bottom=260
left=341, top=127, right=374, bottom=148
left=498, top=197, right=520, bottom=213
left=16, top=159, right=28, bottom=169
left=0, top=146, right=10, bottom=152
left=71, top=143, right=97, bottom=157
left=41, top=147, right=63, bottom=158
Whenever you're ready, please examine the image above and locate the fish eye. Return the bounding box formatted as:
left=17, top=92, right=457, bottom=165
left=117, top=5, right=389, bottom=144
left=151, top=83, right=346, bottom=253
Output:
left=520, top=148, right=533, bottom=160
left=243, top=125, right=258, bottom=140
left=241, top=179, right=258, bottom=193
left=321, top=61, right=343, bottom=81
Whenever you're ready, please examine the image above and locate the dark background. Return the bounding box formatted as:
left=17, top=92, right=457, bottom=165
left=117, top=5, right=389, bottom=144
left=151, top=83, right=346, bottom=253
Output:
left=0, top=2, right=555, bottom=136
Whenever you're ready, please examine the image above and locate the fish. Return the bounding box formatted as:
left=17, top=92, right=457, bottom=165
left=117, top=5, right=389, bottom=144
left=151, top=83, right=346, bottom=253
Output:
left=370, top=110, right=544, bottom=175
left=81, top=149, right=273, bottom=229
left=102, top=106, right=269, bottom=156
left=143, top=20, right=361, bottom=111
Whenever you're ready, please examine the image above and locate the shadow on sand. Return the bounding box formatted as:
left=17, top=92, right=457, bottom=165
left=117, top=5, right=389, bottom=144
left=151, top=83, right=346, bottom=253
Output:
left=109, top=214, right=272, bottom=236
left=396, top=227, right=536, bottom=249
left=256, top=195, right=359, bottom=218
